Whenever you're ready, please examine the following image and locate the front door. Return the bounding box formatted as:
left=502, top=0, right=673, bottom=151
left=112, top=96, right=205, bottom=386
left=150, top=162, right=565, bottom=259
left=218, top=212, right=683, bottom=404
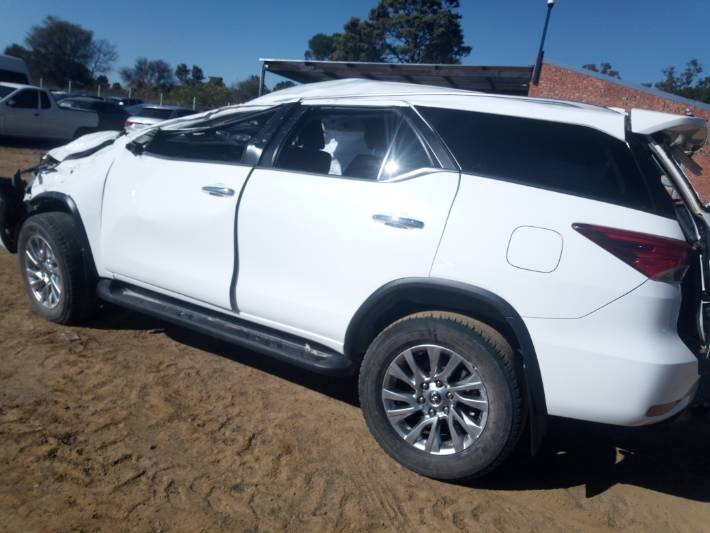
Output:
left=3, top=88, right=40, bottom=137
left=100, top=108, right=276, bottom=310
left=236, top=103, right=460, bottom=346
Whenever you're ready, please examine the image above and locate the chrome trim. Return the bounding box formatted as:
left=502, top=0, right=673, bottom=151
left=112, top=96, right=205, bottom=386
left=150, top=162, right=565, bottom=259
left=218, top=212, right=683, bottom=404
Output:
left=201, top=185, right=235, bottom=197
left=373, top=214, right=424, bottom=229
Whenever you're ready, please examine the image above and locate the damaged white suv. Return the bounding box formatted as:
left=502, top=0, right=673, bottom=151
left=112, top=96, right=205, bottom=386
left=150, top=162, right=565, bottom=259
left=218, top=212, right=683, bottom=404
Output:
left=1, top=80, right=708, bottom=480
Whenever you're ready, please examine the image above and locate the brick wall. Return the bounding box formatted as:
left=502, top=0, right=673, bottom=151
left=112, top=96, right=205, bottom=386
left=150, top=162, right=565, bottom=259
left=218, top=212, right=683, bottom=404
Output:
left=529, top=63, right=710, bottom=201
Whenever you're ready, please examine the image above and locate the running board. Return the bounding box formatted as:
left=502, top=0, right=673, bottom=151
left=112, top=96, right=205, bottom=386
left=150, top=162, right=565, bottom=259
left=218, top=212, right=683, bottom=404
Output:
left=96, top=280, right=353, bottom=375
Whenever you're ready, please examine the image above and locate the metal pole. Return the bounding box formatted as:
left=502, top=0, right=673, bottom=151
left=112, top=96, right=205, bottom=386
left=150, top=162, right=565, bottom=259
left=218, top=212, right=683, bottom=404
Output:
left=39, top=77, right=43, bottom=88
left=160, top=92, right=164, bottom=106
left=258, top=61, right=266, bottom=96
left=531, top=1, right=555, bottom=86
left=97, top=84, right=101, bottom=97
left=192, top=96, right=196, bottom=110
left=128, top=87, right=132, bottom=98
left=68, top=79, right=72, bottom=93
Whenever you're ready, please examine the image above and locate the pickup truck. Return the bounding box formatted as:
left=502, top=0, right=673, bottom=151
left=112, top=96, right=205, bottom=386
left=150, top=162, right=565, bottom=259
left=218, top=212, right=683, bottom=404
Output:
left=0, top=82, right=98, bottom=141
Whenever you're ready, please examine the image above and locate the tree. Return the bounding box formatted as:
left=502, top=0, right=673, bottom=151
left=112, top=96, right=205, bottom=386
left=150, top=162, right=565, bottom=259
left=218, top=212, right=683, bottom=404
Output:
left=89, top=39, right=118, bottom=77
left=111, top=82, right=122, bottom=90
left=95, top=74, right=109, bottom=88
left=175, top=63, right=190, bottom=84
left=4, top=16, right=117, bottom=87
left=232, top=75, right=262, bottom=103
left=120, top=58, right=174, bottom=88
left=304, top=0, right=471, bottom=64
left=272, top=80, right=296, bottom=91
left=582, top=62, right=620, bottom=79
left=652, top=59, right=710, bottom=104
left=207, top=76, right=225, bottom=86
left=305, top=33, right=336, bottom=60
left=191, top=65, right=205, bottom=84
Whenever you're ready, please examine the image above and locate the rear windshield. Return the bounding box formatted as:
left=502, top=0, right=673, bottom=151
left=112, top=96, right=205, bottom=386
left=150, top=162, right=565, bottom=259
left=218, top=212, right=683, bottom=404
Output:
left=138, top=108, right=175, bottom=119
left=419, top=106, right=670, bottom=215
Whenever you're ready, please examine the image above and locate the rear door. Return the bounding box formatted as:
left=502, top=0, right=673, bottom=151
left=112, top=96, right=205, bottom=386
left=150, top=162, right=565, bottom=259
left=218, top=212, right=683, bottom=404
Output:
left=235, top=101, right=460, bottom=347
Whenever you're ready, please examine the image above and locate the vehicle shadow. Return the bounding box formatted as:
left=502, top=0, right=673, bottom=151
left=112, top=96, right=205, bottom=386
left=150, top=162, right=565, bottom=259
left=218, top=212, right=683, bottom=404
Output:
left=0, top=136, right=63, bottom=149
left=85, top=304, right=710, bottom=501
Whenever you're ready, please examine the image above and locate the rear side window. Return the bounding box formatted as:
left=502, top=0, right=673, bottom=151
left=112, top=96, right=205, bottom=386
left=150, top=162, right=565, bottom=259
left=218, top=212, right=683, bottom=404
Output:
left=419, top=107, right=655, bottom=212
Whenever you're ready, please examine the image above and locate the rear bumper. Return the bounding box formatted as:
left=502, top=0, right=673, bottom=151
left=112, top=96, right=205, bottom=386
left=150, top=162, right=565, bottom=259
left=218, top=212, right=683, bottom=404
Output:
left=0, top=175, right=27, bottom=252
left=526, top=279, right=701, bottom=426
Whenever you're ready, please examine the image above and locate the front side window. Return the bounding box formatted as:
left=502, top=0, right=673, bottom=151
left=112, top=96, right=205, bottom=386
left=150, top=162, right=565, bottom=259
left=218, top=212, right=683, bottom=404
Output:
left=275, top=108, right=401, bottom=179
left=419, top=106, right=656, bottom=212
left=40, top=92, right=51, bottom=109
left=9, top=89, right=38, bottom=109
left=145, top=109, right=276, bottom=163
left=380, top=120, right=434, bottom=180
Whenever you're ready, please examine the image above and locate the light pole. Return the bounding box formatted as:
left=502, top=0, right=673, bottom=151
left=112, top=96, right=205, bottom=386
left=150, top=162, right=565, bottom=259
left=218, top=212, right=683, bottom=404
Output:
left=531, top=0, right=555, bottom=85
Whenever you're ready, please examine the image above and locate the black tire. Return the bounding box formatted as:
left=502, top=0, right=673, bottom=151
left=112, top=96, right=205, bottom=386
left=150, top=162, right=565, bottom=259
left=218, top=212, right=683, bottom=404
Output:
left=359, top=311, right=525, bottom=480
left=18, top=212, right=97, bottom=324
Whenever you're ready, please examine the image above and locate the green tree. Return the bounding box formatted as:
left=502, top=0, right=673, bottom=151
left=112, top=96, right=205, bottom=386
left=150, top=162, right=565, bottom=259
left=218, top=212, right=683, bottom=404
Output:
left=305, top=33, right=336, bottom=60
left=652, top=59, right=710, bottom=104
left=232, top=75, right=262, bottom=103
left=272, top=80, right=296, bottom=91
left=304, top=0, right=470, bottom=64
left=582, top=62, right=620, bottom=79
left=120, top=58, right=174, bottom=89
left=191, top=65, right=205, bottom=84
left=175, top=63, right=190, bottom=84
left=4, top=16, right=118, bottom=87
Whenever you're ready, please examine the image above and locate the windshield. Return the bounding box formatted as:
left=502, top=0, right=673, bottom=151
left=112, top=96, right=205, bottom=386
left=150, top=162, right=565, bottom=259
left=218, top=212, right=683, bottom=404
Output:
left=0, top=86, right=15, bottom=100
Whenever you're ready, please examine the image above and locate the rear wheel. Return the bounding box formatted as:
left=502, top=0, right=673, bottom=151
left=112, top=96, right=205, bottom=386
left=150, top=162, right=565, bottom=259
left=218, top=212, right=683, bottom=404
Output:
left=359, top=311, right=524, bottom=480
left=18, top=212, right=97, bottom=324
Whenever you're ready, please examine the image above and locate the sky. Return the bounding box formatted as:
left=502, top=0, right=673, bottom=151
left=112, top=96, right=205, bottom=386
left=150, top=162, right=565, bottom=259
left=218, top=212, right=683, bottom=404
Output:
left=1, top=0, right=709, bottom=87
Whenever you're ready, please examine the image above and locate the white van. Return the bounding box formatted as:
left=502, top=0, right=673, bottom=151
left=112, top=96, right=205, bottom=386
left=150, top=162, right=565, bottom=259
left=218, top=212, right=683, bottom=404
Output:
left=0, top=54, right=32, bottom=85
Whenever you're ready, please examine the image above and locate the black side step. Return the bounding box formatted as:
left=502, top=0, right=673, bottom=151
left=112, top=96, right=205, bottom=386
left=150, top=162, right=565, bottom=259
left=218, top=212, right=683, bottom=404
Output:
left=96, top=280, right=354, bottom=375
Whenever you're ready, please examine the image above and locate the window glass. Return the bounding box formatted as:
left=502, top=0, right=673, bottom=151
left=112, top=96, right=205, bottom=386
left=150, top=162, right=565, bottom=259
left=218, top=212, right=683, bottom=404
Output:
left=419, top=106, right=654, bottom=212
left=0, top=86, right=15, bottom=99
left=138, top=108, right=175, bottom=119
left=275, top=108, right=400, bottom=179
left=379, top=120, right=433, bottom=180
left=10, top=89, right=38, bottom=109
left=145, top=109, right=276, bottom=163
left=0, top=69, right=29, bottom=84
left=40, top=92, right=51, bottom=109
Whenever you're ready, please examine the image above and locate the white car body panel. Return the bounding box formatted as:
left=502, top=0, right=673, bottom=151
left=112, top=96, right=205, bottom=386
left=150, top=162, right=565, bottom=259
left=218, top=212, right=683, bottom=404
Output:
left=46, top=130, right=121, bottom=162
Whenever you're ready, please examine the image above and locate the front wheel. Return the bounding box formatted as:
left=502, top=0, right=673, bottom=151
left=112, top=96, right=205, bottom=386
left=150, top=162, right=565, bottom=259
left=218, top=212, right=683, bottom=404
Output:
left=358, top=311, right=525, bottom=480
left=18, top=212, right=97, bottom=324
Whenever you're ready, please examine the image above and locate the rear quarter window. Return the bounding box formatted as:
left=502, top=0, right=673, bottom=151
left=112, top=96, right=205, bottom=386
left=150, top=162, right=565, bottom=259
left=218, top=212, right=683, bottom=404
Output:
left=419, top=107, right=660, bottom=214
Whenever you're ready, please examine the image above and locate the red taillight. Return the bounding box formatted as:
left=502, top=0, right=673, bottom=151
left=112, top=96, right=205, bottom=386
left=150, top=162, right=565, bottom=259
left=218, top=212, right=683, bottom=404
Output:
left=572, top=223, right=693, bottom=281
left=124, top=119, right=133, bottom=128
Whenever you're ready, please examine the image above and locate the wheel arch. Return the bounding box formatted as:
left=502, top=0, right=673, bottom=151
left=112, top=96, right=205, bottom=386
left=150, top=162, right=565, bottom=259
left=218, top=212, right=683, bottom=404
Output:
left=344, top=277, right=548, bottom=453
left=23, top=192, right=98, bottom=279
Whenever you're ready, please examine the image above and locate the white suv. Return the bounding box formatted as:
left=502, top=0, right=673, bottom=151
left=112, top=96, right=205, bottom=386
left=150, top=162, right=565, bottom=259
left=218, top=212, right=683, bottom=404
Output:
left=1, top=80, right=708, bottom=480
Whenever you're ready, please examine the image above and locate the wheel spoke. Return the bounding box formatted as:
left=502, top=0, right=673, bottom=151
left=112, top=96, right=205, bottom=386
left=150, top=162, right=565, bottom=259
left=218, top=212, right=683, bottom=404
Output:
left=404, top=416, right=434, bottom=445
left=447, top=411, right=464, bottom=453
left=453, top=392, right=488, bottom=410
left=426, top=346, right=441, bottom=378
left=448, top=376, right=483, bottom=393
left=24, top=236, right=63, bottom=310
left=424, top=416, right=440, bottom=453
left=386, top=406, right=419, bottom=423
left=25, top=249, right=39, bottom=267
left=382, top=388, right=416, bottom=407
left=438, top=353, right=461, bottom=381
left=402, top=349, right=426, bottom=386
left=386, top=362, right=416, bottom=388
left=452, top=407, right=484, bottom=441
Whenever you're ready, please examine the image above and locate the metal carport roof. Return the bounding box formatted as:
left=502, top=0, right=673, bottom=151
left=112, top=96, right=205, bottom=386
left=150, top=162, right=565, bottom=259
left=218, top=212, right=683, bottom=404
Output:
left=260, top=59, right=533, bottom=96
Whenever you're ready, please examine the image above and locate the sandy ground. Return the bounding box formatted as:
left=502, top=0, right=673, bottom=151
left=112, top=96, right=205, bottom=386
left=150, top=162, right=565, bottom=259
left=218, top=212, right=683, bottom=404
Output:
left=1, top=143, right=710, bottom=532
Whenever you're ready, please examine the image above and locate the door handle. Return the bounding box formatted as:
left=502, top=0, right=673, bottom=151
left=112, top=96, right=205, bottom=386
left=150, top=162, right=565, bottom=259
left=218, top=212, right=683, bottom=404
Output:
left=201, top=185, right=235, bottom=197
left=372, top=214, right=424, bottom=230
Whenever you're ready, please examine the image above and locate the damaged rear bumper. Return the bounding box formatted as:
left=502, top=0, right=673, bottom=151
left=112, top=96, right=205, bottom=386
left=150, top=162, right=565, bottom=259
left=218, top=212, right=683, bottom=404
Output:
left=0, top=174, right=28, bottom=253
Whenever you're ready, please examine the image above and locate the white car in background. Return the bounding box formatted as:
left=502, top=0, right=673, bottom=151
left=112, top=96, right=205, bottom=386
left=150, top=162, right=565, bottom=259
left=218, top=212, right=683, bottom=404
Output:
left=124, top=104, right=194, bottom=130
left=0, top=82, right=98, bottom=140
left=0, top=79, right=708, bottom=480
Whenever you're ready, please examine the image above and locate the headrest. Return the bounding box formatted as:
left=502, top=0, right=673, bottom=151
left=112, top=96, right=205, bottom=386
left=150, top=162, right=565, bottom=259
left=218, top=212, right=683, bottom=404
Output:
left=296, top=119, right=325, bottom=150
